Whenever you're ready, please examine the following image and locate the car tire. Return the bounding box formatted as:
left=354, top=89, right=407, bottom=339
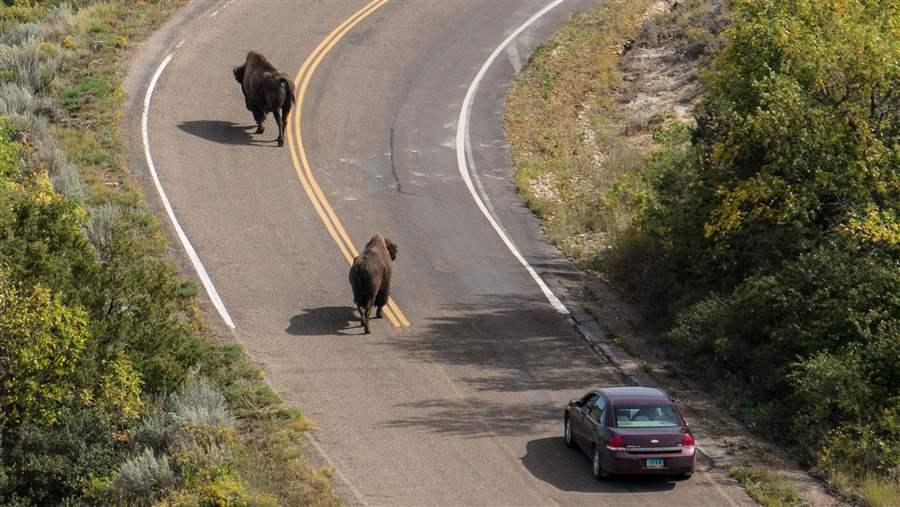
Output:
left=674, top=472, right=693, bottom=481
left=591, top=447, right=609, bottom=480
left=564, top=418, right=576, bottom=449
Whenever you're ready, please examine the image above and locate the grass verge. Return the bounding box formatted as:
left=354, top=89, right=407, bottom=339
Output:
left=505, top=0, right=656, bottom=268
left=505, top=0, right=725, bottom=270
left=729, top=466, right=804, bottom=507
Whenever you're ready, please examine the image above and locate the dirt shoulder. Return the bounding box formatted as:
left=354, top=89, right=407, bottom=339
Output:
left=506, top=1, right=846, bottom=505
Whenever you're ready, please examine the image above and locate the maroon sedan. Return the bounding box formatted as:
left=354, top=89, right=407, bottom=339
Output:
left=563, top=386, right=695, bottom=480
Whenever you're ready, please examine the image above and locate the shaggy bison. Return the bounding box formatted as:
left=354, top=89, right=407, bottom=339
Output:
left=232, top=51, right=295, bottom=147
left=349, top=234, right=398, bottom=334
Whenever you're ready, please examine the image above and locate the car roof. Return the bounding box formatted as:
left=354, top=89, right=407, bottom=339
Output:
left=594, top=386, right=671, bottom=404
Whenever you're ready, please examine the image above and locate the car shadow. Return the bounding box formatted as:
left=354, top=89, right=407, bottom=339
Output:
left=176, top=120, right=277, bottom=146
left=522, top=437, right=677, bottom=493
left=286, top=306, right=361, bottom=336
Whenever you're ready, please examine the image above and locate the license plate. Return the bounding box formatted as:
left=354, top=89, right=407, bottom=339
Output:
left=646, top=458, right=665, bottom=469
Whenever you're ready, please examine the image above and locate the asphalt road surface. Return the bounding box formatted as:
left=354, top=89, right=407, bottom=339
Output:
left=123, top=1, right=757, bottom=505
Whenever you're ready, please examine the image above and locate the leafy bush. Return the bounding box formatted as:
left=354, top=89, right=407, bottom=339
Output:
left=1, top=404, right=120, bottom=505
left=0, top=278, right=88, bottom=428
left=623, top=0, right=899, bottom=490
left=107, top=374, right=238, bottom=503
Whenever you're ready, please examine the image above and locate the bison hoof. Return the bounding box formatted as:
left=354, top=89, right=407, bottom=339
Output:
left=256, top=126, right=265, bottom=134
left=277, top=138, right=284, bottom=147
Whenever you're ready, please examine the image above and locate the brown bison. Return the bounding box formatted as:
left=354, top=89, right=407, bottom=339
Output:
left=232, top=51, right=295, bottom=147
left=349, top=234, right=398, bottom=334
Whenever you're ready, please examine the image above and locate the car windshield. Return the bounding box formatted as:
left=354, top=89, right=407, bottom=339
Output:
left=615, top=405, right=680, bottom=427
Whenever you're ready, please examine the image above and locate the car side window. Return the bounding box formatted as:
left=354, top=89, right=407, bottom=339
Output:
left=581, top=393, right=599, bottom=413
left=590, top=396, right=606, bottom=423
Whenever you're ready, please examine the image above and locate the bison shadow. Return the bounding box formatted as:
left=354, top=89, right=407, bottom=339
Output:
left=286, top=306, right=362, bottom=336
left=176, top=120, right=279, bottom=147
left=522, top=437, right=677, bottom=493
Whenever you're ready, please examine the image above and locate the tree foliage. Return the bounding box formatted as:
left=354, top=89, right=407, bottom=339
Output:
left=630, top=0, right=900, bottom=479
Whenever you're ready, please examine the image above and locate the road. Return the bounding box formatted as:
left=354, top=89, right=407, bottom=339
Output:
left=123, top=0, right=756, bottom=505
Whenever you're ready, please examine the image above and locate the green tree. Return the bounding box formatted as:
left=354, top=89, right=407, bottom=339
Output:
left=630, top=0, right=900, bottom=479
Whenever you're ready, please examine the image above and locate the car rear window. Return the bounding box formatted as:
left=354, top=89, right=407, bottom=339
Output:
left=615, top=405, right=680, bottom=427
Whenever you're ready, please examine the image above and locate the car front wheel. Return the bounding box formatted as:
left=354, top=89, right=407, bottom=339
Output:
left=564, top=418, right=575, bottom=449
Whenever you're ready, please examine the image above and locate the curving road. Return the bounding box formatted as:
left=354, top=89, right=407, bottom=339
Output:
left=123, top=1, right=756, bottom=505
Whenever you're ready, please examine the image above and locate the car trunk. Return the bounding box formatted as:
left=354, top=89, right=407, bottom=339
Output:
left=615, top=427, right=686, bottom=453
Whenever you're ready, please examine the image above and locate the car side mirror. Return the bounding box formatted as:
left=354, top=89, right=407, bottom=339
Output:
left=568, top=399, right=581, bottom=407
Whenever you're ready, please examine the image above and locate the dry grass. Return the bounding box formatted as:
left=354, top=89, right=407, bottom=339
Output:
left=505, top=0, right=658, bottom=269
left=857, top=475, right=900, bottom=507
left=505, top=0, right=726, bottom=271
left=235, top=415, right=341, bottom=507
left=729, top=466, right=805, bottom=507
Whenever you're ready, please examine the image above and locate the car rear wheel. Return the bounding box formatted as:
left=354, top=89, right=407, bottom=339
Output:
left=591, top=447, right=609, bottom=480
left=674, top=472, right=693, bottom=480
left=564, top=418, right=575, bottom=449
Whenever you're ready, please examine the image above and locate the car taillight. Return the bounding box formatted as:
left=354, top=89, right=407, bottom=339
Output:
left=683, top=433, right=695, bottom=447
left=606, top=434, right=625, bottom=451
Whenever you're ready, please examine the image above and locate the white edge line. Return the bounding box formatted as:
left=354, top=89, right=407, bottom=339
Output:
left=142, top=53, right=236, bottom=329
left=304, top=433, right=370, bottom=507
left=456, top=0, right=570, bottom=315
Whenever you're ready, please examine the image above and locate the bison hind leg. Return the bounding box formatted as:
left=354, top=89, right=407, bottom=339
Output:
left=251, top=107, right=266, bottom=133
left=273, top=109, right=284, bottom=147
left=374, top=286, right=389, bottom=319
left=362, top=305, right=372, bottom=334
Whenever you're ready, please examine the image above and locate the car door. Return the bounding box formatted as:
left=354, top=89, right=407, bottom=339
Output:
left=574, top=393, right=600, bottom=451
left=584, top=394, right=608, bottom=450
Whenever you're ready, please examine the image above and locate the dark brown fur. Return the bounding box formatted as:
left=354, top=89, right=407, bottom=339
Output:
left=232, top=51, right=296, bottom=147
left=349, top=234, right=398, bottom=334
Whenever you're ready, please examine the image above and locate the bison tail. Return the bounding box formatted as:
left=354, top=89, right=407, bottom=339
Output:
left=280, top=78, right=295, bottom=113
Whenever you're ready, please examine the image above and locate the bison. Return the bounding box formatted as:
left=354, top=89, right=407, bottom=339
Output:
left=232, top=51, right=296, bottom=147
left=349, top=234, right=398, bottom=334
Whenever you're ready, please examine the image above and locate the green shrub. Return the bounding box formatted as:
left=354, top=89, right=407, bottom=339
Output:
left=132, top=373, right=234, bottom=455
left=109, top=448, right=176, bottom=503
left=0, top=83, right=36, bottom=115
left=168, top=373, right=234, bottom=430
left=84, top=201, right=121, bottom=254
left=0, top=37, right=60, bottom=93
left=623, top=0, right=900, bottom=493
left=49, top=158, right=84, bottom=200
left=0, top=278, right=88, bottom=428
left=87, top=222, right=203, bottom=395
left=1, top=404, right=120, bottom=505
left=0, top=23, right=42, bottom=46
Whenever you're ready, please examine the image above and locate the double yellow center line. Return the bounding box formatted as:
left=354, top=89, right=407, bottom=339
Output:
left=285, top=0, right=410, bottom=328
